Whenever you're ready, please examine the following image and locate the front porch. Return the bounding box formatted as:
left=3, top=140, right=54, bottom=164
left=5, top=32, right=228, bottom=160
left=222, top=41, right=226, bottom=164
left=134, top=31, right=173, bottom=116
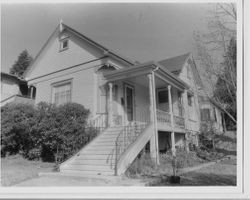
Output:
left=102, top=62, right=194, bottom=164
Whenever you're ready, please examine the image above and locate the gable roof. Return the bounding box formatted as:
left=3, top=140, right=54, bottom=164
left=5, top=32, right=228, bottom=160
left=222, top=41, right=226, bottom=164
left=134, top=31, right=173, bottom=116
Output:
left=158, top=52, right=191, bottom=74
left=62, top=23, right=137, bottom=66
left=23, top=22, right=137, bottom=79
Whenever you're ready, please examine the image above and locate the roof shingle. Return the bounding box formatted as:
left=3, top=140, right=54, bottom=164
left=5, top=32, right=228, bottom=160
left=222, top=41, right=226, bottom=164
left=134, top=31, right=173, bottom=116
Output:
left=158, top=52, right=190, bottom=74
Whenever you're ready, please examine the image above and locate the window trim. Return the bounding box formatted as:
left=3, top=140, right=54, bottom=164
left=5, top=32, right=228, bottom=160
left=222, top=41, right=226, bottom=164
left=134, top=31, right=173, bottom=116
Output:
left=51, top=79, right=73, bottom=105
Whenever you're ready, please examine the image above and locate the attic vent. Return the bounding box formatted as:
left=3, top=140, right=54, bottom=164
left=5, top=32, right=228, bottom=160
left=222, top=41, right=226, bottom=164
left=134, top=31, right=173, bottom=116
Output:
left=59, top=38, right=69, bottom=52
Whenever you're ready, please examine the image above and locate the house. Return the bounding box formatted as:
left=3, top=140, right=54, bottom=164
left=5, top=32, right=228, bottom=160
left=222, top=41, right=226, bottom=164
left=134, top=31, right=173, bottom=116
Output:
left=1, top=72, right=35, bottom=106
left=23, top=21, right=205, bottom=176
left=198, top=88, right=226, bottom=134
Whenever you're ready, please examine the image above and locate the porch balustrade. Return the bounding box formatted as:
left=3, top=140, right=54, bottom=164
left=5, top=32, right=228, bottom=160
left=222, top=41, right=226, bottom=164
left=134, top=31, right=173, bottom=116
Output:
left=88, top=113, right=108, bottom=132
left=173, top=115, right=185, bottom=129
left=156, top=109, right=171, bottom=125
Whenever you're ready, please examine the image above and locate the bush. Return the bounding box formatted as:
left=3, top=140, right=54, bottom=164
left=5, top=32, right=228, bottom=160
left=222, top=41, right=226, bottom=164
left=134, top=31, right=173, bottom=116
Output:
left=125, top=153, right=156, bottom=178
left=1, top=102, right=97, bottom=162
left=1, top=103, right=36, bottom=157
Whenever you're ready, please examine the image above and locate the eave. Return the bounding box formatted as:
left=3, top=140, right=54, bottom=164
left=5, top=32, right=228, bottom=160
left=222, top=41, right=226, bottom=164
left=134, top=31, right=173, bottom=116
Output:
left=104, top=61, right=190, bottom=91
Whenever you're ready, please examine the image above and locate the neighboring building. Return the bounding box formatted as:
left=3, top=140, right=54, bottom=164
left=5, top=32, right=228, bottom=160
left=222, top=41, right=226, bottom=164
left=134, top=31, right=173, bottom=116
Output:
left=23, top=22, right=215, bottom=176
left=1, top=72, right=35, bottom=106
left=198, top=88, right=226, bottom=134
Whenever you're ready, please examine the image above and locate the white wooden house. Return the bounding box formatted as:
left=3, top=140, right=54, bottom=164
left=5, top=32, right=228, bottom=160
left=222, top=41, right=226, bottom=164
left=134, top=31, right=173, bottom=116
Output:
left=24, top=22, right=223, bottom=176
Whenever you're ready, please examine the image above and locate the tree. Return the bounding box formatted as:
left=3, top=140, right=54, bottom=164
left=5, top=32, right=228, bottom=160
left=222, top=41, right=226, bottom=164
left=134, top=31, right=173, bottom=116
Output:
left=193, top=3, right=237, bottom=124
left=10, top=50, right=33, bottom=78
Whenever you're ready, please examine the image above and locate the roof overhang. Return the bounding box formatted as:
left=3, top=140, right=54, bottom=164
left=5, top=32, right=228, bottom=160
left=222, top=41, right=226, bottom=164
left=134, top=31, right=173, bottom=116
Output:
left=1, top=72, right=27, bottom=84
left=104, top=61, right=189, bottom=91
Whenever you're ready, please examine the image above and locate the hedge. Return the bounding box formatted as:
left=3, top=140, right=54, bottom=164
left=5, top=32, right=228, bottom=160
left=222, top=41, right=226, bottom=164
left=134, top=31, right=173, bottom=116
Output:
left=1, top=102, right=98, bottom=162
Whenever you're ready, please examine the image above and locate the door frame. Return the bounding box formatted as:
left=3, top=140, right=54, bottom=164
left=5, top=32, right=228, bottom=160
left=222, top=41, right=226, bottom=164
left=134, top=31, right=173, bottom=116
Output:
left=123, top=82, right=135, bottom=122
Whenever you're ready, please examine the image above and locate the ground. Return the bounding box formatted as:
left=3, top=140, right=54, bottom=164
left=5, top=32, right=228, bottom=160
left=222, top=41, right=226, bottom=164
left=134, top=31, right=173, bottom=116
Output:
left=147, top=158, right=236, bottom=186
left=1, top=155, right=54, bottom=186
left=1, top=154, right=236, bottom=186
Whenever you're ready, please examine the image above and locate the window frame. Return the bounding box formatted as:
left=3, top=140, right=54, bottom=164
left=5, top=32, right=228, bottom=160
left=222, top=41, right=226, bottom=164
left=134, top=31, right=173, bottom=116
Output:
left=188, top=94, right=193, bottom=107
left=51, top=79, right=73, bottom=105
left=59, top=37, right=69, bottom=52
left=201, top=108, right=211, bottom=121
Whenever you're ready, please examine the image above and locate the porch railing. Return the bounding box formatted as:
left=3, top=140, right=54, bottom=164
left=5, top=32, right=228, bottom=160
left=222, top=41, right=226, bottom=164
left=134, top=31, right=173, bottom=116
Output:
left=87, top=113, right=108, bottom=133
left=115, top=122, right=149, bottom=174
left=156, top=109, right=171, bottom=125
left=174, top=115, right=185, bottom=129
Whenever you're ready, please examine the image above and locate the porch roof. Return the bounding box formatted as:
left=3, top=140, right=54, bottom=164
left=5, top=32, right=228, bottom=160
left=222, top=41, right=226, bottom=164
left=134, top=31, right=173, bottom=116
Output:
left=104, top=61, right=190, bottom=91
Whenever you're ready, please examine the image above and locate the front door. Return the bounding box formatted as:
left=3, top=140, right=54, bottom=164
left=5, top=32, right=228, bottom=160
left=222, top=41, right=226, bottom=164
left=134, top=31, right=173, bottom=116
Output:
left=124, top=84, right=134, bottom=122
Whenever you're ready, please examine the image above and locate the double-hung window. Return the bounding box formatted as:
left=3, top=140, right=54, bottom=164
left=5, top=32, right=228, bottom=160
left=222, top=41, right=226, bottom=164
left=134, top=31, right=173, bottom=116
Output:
left=52, top=80, right=72, bottom=105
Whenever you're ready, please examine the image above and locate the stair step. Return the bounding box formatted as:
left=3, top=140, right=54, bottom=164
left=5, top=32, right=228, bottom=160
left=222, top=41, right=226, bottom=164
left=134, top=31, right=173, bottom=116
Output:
left=75, top=154, right=115, bottom=160
left=71, top=159, right=115, bottom=165
left=86, top=145, right=116, bottom=150
left=60, top=169, right=114, bottom=176
left=82, top=149, right=114, bottom=154
left=93, top=141, right=116, bottom=145
left=63, top=164, right=114, bottom=171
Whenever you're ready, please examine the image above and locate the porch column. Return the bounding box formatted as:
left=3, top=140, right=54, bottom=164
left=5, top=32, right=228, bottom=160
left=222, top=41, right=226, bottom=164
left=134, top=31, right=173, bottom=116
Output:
left=168, top=85, right=176, bottom=156
left=30, top=86, right=34, bottom=99
left=148, top=73, right=159, bottom=165
left=182, top=89, right=189, bottom=128
left=185, top=133, right=190, bottom=152
left=108, top=82, right=113, bottom=127
left=182, top=89, right=189, bottom=152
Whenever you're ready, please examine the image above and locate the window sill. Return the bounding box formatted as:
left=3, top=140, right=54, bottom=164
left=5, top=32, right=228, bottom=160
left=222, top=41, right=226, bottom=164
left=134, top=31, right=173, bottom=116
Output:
left=59, top=47, right=69, bottom=52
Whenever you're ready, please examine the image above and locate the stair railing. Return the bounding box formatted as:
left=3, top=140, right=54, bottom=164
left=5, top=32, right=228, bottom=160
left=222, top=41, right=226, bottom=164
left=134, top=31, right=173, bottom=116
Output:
left=114, top=109, right=150, bottom=175
left=87, top=112, right=108, bottom=133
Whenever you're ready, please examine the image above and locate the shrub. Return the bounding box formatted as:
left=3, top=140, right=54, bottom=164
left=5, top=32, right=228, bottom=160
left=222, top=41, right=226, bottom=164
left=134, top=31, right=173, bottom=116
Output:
left=1, top=103, right=36, bottom=157
left=1, top=102, right=97, bottom=163
left=125, top=153, right=156, bottom=178
left=32, top=102, right=91, bottom=162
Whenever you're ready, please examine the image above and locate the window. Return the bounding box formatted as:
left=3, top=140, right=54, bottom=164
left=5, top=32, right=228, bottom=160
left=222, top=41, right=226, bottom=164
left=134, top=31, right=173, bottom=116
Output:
left=158, top=89, right=168, bottom=104
left=60, top=39, right=69, bottom=51
left=52, top=81, right=72, bottom=105
left=187, top=65, right=191, bottom=79
left=213, top=107, right=217, bottom=122
left=157, top=89, right=169, bottom=112
left=201, top=108, right=211, bottom=121
left=188, top=94, right=193, bottom=106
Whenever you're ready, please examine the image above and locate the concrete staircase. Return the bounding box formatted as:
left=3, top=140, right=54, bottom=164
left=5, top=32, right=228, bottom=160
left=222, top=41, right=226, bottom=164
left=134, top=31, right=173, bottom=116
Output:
left=60, top=126, right=124, bottom=176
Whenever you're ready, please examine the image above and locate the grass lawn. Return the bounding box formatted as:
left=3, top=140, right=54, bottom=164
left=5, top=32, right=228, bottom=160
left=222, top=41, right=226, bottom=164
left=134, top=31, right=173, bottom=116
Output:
left=1, top=155, right=55, bottom=186
left=147, top=158, right=236, bottom=186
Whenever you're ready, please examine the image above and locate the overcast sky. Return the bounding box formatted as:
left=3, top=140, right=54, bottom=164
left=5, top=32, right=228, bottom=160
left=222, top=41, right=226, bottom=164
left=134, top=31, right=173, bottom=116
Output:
left=1, top=3, right=211, bottom=73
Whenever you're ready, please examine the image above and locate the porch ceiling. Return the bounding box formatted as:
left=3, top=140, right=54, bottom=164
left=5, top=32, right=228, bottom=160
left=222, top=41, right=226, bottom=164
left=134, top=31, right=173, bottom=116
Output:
left=104, top=61, right=189, bottom=91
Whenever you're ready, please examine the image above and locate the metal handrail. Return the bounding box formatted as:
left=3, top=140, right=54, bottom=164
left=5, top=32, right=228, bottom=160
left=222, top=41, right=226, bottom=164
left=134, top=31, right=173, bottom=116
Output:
left=114, top=109, right=150, bottom=175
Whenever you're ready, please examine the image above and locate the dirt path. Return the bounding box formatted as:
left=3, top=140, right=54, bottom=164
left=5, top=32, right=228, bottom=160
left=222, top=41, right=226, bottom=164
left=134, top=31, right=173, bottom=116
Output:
left=14, top=174, right=145, bottom=186
left=148, top=158, right=236, bottom=186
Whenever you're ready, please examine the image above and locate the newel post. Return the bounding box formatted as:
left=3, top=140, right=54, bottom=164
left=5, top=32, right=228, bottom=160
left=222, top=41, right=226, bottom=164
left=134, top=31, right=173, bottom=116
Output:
left=108, top=82, right=113, bottom=127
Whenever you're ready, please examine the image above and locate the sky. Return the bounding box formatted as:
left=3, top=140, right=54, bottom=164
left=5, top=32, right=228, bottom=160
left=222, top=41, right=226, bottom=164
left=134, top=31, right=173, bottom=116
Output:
left=1, top=3, right=211, bottom=73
